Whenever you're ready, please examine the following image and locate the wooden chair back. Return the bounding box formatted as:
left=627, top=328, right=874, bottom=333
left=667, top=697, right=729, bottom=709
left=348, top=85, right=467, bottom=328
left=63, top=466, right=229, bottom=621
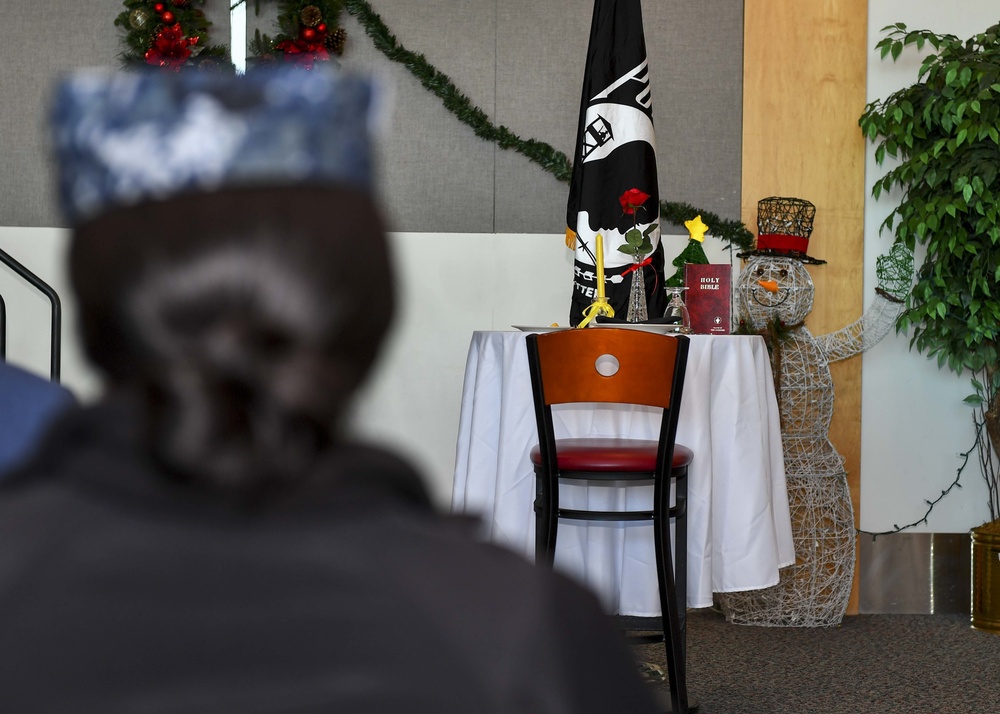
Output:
left=528, top=328, right=688, bottom=410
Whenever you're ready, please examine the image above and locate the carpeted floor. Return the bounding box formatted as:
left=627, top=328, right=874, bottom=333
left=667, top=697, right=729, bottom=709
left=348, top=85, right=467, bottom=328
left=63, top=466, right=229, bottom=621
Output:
left=632, top=608, right=1000, bottom=713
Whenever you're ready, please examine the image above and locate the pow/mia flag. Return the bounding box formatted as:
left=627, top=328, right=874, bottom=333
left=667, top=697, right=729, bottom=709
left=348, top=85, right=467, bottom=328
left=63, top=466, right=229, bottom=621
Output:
left=566, top=0, right=666, bottom=325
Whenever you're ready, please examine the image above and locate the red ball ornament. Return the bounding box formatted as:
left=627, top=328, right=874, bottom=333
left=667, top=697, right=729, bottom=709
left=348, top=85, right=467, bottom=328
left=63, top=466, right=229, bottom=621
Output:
left=300, top=27, right=317, bottom=42
left=154, top=3, right=165, bottom=12
left=317, top=23, right=327, bottom=32
left=160, top=10, right=176, bottom=24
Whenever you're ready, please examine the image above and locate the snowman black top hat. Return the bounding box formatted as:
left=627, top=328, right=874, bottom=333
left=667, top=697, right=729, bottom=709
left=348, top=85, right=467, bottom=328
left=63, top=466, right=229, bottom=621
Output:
left=737, top=196, right=827, bottom=265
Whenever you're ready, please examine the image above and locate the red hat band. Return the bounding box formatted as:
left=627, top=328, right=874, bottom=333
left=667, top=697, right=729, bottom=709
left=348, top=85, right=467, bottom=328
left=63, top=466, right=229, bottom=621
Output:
left=756, top=233, right=810, bottom=254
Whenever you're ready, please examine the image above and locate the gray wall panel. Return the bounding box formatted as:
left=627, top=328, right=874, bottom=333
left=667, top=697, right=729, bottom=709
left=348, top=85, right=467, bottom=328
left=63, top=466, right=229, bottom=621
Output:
left=340, top=4, right=498, bottom=233
left=651, top=0, right=744, bottom=219
left=0, top=0, right=231, bottom=228
left=0, top=0, right=741, bottom=233
left=1, top=0, right=123, bottom=228
left=493, top=0, right=589, bottom=234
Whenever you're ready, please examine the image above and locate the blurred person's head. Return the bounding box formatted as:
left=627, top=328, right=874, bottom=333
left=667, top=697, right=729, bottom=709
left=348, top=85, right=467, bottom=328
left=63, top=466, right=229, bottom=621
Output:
left=51, top=68, right=393, bottom=502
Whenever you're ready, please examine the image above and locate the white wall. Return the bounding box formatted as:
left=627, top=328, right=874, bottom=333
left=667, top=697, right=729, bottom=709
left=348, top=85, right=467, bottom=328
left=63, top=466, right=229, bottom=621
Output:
left=0, top=226, right=728, bottom=507
left=0, top=228, right=102, bottom=398
left=861, top=0, right=999, bottom=532
left=346, top=231, right=576, bottom=505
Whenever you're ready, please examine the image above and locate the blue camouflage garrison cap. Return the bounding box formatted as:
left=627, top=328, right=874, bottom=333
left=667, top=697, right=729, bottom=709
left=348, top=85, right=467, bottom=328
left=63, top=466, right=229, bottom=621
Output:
left=51, top=67, right=381, bottom=225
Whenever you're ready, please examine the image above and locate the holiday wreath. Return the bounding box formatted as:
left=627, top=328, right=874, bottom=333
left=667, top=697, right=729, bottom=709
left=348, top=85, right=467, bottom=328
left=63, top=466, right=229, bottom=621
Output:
left=116, top=0, right=346, bottom=70
left=115, top=0, right=230, bottom=69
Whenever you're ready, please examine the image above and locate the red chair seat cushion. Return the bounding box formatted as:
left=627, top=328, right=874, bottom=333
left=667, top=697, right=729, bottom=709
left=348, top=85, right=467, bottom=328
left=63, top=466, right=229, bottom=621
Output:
left=529, top=438, right=693, bottom=472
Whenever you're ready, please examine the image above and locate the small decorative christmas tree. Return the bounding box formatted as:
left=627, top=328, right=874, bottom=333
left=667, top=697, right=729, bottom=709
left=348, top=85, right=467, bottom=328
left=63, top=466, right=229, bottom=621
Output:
left=665, top=215, right=710, bottom=287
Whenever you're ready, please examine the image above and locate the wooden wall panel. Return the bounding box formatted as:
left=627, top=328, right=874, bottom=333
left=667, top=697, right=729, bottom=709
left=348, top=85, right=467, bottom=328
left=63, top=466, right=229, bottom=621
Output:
left=742, top=0, right=869, bottom=614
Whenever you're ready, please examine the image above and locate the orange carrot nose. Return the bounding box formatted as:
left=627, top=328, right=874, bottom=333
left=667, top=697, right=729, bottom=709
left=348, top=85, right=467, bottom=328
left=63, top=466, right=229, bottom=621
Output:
left=758, top=279, right=779, bottom=293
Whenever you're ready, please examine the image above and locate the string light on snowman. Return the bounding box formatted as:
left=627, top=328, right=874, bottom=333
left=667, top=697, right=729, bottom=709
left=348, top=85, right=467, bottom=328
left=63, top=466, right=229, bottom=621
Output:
left=721, top=197, right=912, bottom=627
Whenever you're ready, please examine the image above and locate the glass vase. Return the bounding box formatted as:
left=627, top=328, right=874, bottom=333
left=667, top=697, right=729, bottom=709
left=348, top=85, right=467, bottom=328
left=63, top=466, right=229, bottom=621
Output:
left=626, top=257, right=648, bottom=323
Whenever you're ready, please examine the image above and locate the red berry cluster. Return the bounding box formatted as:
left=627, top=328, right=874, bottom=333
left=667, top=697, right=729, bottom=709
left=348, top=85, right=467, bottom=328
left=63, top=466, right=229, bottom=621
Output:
left=274, top=5, right=335, bottom=69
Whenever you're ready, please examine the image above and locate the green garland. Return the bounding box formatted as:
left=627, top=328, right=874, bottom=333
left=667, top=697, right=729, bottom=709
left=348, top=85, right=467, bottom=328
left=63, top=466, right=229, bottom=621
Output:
left=116, top=0, right=754, bottom=250
left=341, top=0, right=753, bottom=251
left=344, top=0, right=575, bottom=182
left=658, top=200, right=753, bottom=252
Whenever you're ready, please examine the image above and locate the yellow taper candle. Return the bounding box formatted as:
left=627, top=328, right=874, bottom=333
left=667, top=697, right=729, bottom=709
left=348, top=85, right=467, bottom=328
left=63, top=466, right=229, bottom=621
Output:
left=577, top=232, right=615, bottom=327
left=596, top=233, right=605, bottom=300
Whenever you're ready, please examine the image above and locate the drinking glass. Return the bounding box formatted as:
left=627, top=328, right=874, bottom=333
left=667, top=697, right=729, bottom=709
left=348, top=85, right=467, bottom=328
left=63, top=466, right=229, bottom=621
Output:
left=664, top=286, right=692, bottom=334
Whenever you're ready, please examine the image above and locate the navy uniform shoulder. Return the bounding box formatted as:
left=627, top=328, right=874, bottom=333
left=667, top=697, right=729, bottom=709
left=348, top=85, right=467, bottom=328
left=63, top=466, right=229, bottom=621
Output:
left=0, top=363, right=76, bottom=477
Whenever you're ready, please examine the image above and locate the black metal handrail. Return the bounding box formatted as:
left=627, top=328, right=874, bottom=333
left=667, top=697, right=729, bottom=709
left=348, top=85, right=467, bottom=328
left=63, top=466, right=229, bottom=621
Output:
left=0, top=292, right=6, bottom=359
left=0, top=247, right=61, bottom=382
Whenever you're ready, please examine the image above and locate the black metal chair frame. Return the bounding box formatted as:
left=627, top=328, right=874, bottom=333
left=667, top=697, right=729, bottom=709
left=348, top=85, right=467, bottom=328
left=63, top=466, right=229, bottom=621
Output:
left=526, top=328, right=691, bottom=714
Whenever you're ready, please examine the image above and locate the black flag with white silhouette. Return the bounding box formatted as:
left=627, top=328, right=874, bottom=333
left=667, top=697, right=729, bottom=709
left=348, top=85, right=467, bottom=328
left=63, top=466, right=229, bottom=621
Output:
left=565, top=0, right=666, bottom=324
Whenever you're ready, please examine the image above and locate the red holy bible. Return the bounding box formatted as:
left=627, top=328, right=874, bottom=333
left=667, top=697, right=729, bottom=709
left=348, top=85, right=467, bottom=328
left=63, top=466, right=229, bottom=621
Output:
left=683, top=263, right=732, bottom=334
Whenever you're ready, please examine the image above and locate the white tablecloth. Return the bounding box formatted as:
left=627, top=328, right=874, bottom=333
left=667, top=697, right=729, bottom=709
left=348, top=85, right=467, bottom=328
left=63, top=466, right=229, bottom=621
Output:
left=452, top=330, right=794, bottom=614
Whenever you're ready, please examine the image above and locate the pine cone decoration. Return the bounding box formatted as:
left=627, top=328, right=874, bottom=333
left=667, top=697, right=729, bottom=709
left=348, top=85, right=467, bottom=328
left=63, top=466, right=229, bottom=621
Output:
left=325, top=26, right=347, bottom=55
left=300, top=5, right=323, bottom=28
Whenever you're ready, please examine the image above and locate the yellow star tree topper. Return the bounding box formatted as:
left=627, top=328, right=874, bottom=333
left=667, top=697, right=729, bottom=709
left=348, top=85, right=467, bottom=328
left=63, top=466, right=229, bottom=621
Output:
left=684, top=215, right=709, bottom=243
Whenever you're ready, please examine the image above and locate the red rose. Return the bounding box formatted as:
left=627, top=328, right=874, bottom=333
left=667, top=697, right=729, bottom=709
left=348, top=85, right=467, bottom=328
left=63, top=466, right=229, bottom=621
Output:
left=619, top=188, right=651, bottom=215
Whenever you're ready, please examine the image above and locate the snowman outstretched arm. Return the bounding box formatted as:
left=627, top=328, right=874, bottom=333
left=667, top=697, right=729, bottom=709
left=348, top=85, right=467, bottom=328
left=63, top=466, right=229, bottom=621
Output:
left=816, top=292, right=906, bottom=362
left=816, top=245, right=914, bottom=363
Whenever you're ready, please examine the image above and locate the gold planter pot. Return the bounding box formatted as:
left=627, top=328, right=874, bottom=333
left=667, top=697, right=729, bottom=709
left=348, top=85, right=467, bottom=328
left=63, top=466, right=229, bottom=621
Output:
left=971, top=519, right=1000, bottom=632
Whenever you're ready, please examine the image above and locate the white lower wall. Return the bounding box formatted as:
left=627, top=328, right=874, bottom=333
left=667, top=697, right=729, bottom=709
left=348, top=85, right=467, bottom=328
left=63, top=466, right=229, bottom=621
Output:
left=0, top=227, right=103, bottom=399
left=0, top=227, right=731, bottom=506
left=346, top=232, right=574, bottom=504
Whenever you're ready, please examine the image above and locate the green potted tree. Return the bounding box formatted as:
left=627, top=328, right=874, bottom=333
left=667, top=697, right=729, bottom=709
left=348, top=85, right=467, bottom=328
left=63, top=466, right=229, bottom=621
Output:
left=859, top=21, right=1000, bottom=631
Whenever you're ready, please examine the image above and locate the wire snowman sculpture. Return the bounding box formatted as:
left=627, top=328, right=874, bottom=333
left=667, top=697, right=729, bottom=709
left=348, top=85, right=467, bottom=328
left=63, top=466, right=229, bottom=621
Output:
left=720, top=197, right=913, bottom=627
